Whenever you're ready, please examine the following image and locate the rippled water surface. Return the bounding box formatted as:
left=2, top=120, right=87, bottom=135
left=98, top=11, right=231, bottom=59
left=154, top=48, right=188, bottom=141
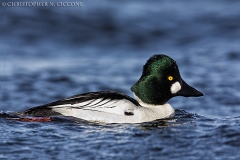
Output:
left=1, top=0, right=240, bottom=159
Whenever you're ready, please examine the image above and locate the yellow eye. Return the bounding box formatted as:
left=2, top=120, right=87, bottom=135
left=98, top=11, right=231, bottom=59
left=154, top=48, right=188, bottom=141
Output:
left=168, top=76, right=173, bottom=81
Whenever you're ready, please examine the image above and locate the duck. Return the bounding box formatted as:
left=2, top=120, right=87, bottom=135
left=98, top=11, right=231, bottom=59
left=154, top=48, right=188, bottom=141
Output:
left=21, top=54, right=203, bottom=123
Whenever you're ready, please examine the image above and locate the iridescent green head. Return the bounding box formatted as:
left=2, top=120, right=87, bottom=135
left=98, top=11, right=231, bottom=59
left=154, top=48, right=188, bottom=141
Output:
left=131, top=54, right=203, bottom=105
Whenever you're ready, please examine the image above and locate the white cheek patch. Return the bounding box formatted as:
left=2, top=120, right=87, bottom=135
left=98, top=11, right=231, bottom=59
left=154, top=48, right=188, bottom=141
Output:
left=170, top=81, right=181, bottom=94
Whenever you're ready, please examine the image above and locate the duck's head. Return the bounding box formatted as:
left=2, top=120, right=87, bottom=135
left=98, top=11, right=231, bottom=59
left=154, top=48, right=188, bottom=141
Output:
left=131, top=54, right=203, bottom=106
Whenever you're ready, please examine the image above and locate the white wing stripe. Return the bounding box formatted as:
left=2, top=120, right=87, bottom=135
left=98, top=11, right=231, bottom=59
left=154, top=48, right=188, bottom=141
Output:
left=51, top=98, right=131, bottom=111
left=71, top=100, right=95, bottom=107
left=84, top=98, right=103, bottom=106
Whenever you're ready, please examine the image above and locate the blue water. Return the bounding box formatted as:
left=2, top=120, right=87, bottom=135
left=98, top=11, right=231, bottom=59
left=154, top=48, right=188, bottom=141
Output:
left=1, top=0, right=240, bottom=159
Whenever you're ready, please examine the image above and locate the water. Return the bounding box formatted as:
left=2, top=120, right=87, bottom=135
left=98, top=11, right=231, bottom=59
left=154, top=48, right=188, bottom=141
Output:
left=1, top=0, right=240, bottom=159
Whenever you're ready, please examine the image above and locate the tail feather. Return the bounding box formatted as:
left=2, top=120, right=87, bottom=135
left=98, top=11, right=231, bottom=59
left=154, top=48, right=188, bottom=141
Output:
left=22, top=106, right=62, bottom=117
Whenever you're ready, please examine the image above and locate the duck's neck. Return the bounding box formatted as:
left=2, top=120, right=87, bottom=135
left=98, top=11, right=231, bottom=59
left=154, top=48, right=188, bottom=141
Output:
left=133, top=92, right=175, bottom=120
left=133, top=92, right=159, bottom=108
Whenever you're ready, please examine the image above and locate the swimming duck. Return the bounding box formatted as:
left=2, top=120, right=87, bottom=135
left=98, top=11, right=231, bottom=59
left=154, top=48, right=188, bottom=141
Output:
left=22, top=54, right=203, bottom=123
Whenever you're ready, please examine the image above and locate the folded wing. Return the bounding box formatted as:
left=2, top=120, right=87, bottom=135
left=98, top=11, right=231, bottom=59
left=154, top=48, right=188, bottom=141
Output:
left=23, top=91, right=139, bottom=117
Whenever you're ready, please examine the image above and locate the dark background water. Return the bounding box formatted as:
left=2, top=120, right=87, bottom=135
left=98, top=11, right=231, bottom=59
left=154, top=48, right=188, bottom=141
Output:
left=1, top=0, right=240, bottom=159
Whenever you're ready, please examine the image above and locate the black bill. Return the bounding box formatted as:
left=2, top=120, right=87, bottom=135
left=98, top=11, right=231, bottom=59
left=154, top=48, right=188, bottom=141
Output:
left=176, top=80, right=203, bottom=97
